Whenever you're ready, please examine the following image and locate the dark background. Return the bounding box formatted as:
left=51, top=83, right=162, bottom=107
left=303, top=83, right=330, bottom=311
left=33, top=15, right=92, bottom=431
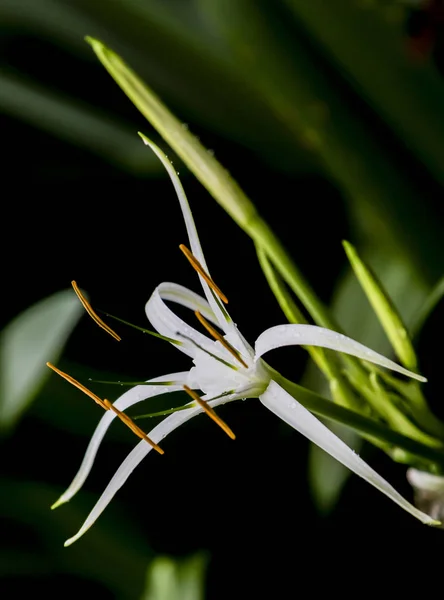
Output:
left=1, top=1, right=444, bottom=598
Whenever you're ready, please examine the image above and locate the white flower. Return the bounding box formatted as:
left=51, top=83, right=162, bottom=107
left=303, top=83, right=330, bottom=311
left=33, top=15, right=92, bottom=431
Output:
left=52, top=137, right=436, bottom=546
left=407, top=469, right=444, bottom=524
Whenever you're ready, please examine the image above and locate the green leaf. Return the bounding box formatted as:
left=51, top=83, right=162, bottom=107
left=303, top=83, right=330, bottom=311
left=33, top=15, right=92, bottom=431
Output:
left=0, top=73, right=162, bottom=175
left=309, top=421, right=363, bottom=514
left=343, top=241, right=418, bottom=370
left=0, top=479, right=151, bottom=599
left=0, top=289, right=83, bottom=430
left=283, top=0, right=444, bottom=188
left=141, top=554, right=207, bottom=600
left=199, top=0, right=442, bottom=280
left=411, top=276, right=444, bottom=338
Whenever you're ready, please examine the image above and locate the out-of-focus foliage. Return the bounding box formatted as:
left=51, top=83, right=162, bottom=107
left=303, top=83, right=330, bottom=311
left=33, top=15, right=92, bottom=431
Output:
left=141, top=554, right=207, bottom=600
left=0, top=290, right=83, bottom=430
left=1, top=0, right=443, bottom=598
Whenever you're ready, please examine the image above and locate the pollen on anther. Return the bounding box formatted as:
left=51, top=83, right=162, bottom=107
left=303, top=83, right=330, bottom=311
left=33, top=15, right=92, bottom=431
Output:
left=179, top=244, right=228, bottom=304
left=103, top=400, right=164, bottom=455
left=71, top=280, right=121, bottom=341
left=46, top=362, right=164, bottom=455
left=183, top=385, right=236, bottom=440
left=46, top=362, right=108, bottom=410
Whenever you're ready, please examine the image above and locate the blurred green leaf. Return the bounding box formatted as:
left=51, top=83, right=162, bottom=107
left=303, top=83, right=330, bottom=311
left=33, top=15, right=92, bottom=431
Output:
left=199, top=0, right=442, bottom=280
left=283, top=0, right=444, bottom=187
left=343, top=240, right=418, bottom=370
left=0, top=0, right=95, bottom=48
left=0, top=73, right=162, bottom=174
left=309, top=421, right=362, bottom=514
left=411, top=276, right=444, bottom=338
left=0, top=479, right=151, bottom=599
left=141, top=554, right=207, bottom=600
left=0, top=289, right=83, bottom=430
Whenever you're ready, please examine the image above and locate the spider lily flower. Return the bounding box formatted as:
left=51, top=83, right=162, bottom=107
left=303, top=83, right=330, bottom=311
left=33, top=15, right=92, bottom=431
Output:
left=50, top=137, right=436, bottom=546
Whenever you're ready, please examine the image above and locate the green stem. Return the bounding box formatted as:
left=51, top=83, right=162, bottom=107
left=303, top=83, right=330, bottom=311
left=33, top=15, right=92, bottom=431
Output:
left=256, top=244, right=332, bottom=372
left=374, top=369, right=444, bottom=439
left=251, top=216, right=371, bottom=386
left=271, top=369, right=444, bottom=469
left=256, top=244, right=363, bottom=411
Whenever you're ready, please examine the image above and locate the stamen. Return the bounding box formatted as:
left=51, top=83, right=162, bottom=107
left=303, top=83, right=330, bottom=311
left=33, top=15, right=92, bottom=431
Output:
left=183, top=385, right=236, bottom=440
left=135, top=404, right=193, bottom=420
left=89, top=379, right=177, bottom=386
left=194, top=311, right=249, bottom=368
left=102, top=312, right=182, bottom=345
left=179, top=244, right=228, bottom=304
left=71, top=281, right=121, bottom=341
left=46, top=362, right=108, bottom=410
left=176, top=332, right=238, bottom=370
left=46, top=362, right=164, bottom=455
left=103, top=400, right=164, bottom=455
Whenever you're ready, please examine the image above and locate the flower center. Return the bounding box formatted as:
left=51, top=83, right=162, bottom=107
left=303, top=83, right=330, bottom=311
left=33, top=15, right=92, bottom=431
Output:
left=188, top=334, right=269, bottom=398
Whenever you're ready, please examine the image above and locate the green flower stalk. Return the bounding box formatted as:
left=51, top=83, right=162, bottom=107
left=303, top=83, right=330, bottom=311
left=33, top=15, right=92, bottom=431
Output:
left=48, top=139, right=438, bottom=546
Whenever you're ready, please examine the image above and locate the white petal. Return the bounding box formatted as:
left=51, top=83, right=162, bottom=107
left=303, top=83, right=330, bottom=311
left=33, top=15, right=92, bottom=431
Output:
left=260, top=381, right=438, bottom=525
left=407, top=468, right=444, bottom=493
left=52, top=372, right=189, bottom=509
left=255, top=324, right=426, bottom=382
left=146, top=284, right=230, bottom=360
left=407, top=468, right=444, bottom=523
left=140, top=137, right=228, bottom=326
left=64, top=392, right=239, bottom=546
left=140, top=135, right=251, bottom=357
left=159, top=282, right=218, bottom=324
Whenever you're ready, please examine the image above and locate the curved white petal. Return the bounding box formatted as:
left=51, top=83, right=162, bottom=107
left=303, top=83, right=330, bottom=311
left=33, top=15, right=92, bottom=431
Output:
left=255, top=324, right=426, bottom=382
left=146, top=284, right=231, bottom=360
left=407, top=468, right=444, bottom=523
left=140, top=136, right=251, bottom=358
left=407, top=468, right=444, bottom=493
left=140, top=137, right=228, bottom=325
left=64, top=393, right=239, bottom=546
left=159, top=282, right=218, bottom=325
left=260, top=381, right=438, bottom=525
left=52, top=372, right=189, bottom=509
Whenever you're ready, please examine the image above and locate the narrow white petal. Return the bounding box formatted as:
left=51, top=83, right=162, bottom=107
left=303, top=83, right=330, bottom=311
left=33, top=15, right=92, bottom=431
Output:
left=64, top=393, right=239, bottom=546
left=139, top=137, right=228, bottom=325
left=52, top=372, right=189, bottom=509
left=255, top=324, right=426, bottom=382
left=140, top=135, right=251, bottom=357
left=260, top=381, right=438, bottom=525
left=159, top=282, right=218, bottom=324
left=146, top=284, right=228, bottom=360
